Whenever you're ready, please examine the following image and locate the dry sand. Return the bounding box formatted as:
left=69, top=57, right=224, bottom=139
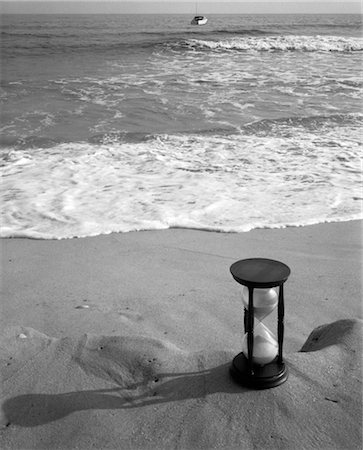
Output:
left=0, top=220, right=362, bottom=449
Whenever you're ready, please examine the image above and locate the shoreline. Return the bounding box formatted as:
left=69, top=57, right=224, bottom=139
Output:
left=2, top=215, right=362, bottom=241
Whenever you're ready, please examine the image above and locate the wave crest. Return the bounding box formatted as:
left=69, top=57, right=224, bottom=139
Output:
left=181, top=35, right=363, bottom=52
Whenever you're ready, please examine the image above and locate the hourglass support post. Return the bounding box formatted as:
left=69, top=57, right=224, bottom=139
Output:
left=244, top=308, right=248, bottom=334
left=277, top=283, right=285, bottom=364
left=247, top=286, right=254, bottom=376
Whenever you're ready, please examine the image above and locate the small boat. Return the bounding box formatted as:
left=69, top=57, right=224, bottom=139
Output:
left=191, top=15, right=208, bottom=26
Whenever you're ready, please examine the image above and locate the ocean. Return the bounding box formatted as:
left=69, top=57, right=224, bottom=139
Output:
left=1, top=13, right=362, bottom=239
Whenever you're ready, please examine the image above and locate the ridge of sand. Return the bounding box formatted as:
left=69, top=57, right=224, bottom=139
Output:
left=1, top=319, right=362, bottom=449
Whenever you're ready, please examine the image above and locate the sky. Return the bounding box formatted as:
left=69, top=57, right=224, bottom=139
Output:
left=0, top=0, right=361, bottom=14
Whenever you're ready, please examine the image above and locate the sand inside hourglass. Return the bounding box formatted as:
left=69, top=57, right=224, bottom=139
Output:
left=242, top=322, right=278, bottom=366
left=241, top=287, right=278, bottom=321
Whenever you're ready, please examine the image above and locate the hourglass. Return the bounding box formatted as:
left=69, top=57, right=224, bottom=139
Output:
left=230, top=258, right=290, bottom=389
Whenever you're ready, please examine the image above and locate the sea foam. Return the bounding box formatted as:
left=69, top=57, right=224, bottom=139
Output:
left=1, top=124, right=362, bottom=239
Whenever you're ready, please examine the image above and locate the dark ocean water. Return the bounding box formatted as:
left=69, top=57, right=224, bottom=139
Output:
left=1, top=14, right=362, bottom=238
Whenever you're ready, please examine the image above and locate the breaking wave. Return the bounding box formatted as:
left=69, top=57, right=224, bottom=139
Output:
left=181, top=35, right=363, bottom=52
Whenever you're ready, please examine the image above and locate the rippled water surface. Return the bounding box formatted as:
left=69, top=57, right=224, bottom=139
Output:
left=1, top=14, right=362, bottom=238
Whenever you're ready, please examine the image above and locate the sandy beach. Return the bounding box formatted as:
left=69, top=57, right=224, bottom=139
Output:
left=0, top=220, right=362, bottom=449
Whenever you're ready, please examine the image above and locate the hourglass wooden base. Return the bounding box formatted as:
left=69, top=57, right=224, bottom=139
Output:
left=230, top=353, right=288, bottom=389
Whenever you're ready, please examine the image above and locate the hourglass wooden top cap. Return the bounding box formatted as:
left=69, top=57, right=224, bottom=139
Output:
left=230, top=258, right=291, bottom=288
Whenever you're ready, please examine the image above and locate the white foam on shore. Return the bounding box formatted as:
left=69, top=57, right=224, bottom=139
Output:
left=1, top=126, right=362, bottom=239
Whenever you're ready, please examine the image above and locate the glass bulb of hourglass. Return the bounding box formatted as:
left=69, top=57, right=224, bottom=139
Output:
left=242, top=322, right=278, bottom=366
left=242, top=286, right=278, bottom=321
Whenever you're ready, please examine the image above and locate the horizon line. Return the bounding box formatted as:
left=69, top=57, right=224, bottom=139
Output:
left=1, top=11, right=361, bottom=14
left=1, top=1, right=361, bottom=15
